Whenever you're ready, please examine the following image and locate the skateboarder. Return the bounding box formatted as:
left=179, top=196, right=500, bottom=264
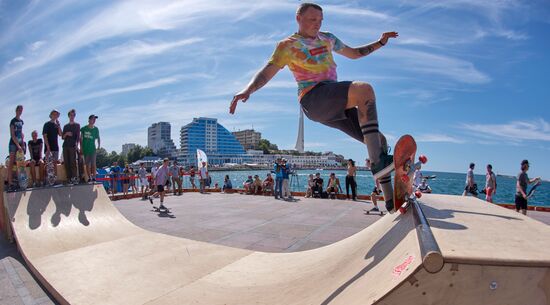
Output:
left=515, top=160, right=540, bottom=215
left=230, top=3, right=398, bottom=210
left=7, top=105, right=25, bottom=191
left=149, top=158, right=169, bottom=210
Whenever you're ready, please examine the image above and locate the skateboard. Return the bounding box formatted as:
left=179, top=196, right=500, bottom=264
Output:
left=527, top=180, right=542, bottom=199
left=364, top=207, right=385, bottom=216
left=152, top=206, right=171, bottom=213
left=16, top=151, right=28, bottom=190
left=392, top=135, right=427, bottom=213
left=45, top=151, right=57, bottom=186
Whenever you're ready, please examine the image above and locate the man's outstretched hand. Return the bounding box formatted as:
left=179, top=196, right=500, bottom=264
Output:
left=380, top=32, right=399, bottom=45
left=230, top=90, right=250, bottom=114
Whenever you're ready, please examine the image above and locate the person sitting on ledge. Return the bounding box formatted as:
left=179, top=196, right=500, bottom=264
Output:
left=326, top=173, right=342, bottom=199
left=263, top=173, right=274, bottom=195
left=223, top=175, right=233, bottom=193
left=243, top=175, right=254, bottom=194
left=306, top=174, right=315, bottom=198
left=253, top=175, right=263, bottom=194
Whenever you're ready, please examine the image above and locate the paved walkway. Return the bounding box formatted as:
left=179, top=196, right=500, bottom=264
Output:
left=1, top=192, right=549, bottom=304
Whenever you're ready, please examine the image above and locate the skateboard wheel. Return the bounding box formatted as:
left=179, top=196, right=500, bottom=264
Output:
left=401, top=174, right=410, bottom=183
left=399, top=207, right=406, bottom=214
left=419, top=155, right=428, bottom=164
left=415, top=190, right=422, bottom=198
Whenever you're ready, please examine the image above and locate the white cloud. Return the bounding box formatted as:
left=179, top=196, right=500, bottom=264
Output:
left=416, top=133, right=465, bottom=144
left=459, top=119, right=550, bottom=142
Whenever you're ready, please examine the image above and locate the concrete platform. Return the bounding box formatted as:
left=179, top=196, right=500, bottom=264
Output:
left=114, top=193, right=382, bottom=252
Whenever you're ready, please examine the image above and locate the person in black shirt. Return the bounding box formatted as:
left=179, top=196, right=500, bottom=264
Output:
left=515, top=159, right=541, bottom=215
left=28, top=130, right=44, bottom=187
left=62, top=109, right=81, bottom=184
left=7, top=105, right=24, bottom=190
left=42, top=109, right=62, bottom=177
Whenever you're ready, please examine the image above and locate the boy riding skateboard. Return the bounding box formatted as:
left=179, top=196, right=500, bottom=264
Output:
left=230, top=3, right=398, bottom=210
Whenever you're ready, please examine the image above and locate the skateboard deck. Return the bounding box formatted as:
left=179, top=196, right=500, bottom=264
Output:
left=527, top=180, right=542, bottom=199
left=153, top=206, right=171, bottom=213
left=364, top=208, right=385, bottom=216
left=16, top=150, right=28, bottom=190
left=392, top=135, right=427, bottom=213
left=45, top=152, right=57, bottom=186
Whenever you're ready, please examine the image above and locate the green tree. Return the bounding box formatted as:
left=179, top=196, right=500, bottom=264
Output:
left=258, top=139, right=278, bottom=154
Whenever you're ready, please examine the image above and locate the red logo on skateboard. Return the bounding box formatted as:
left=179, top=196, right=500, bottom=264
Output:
left=309, top=46, right=328, bottom=56
left=392, top=255, right=415, bottom=277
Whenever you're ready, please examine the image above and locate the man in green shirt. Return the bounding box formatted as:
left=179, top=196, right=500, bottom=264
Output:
left=80, top=114, right=100, bottom=182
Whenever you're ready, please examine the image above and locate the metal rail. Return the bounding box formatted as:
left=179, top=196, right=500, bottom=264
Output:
left=411, top=198, right=444, bottom=273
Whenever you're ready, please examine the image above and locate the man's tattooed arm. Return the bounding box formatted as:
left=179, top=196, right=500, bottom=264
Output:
left=356, top=40, right=384, bottom=57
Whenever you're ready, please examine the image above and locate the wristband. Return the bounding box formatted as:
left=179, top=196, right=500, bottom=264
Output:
left=379, top=40, right=386, bottom=46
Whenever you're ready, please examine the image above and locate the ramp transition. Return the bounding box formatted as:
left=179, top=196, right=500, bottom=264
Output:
left=2, top=184, right=550, bottom=305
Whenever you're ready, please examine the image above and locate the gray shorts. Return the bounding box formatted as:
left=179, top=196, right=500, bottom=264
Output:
left=83, top=152, right=96, bottom=166
left=300, top=81, right=363, bottom=143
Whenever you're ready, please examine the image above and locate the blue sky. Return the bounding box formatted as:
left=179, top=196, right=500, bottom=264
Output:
left=0, top=0, right=549, bottom=179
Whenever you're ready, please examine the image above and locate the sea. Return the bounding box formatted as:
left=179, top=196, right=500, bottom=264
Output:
left=196, top=170, right=549, bottom=207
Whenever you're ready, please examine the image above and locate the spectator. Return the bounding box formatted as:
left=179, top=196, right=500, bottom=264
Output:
left=345, top=159, right=357, bottom=200
left=62, top=109, right=81, bottom=184
left=273, top=158, right=283, bottom=199
left=199, top=161, right=208, bottom=193
left=80, top=114, right=100, bottom=182
left=417, top=178, right=432, bottom=193
left=243, top=175, right=254, bottom=194
left=484, top=164, right=497, bottom=203
left=138, top=162, right=149, bottom=199
left=326, top=173, right=342, bottom=198
left=305, top=174, right=314, bottom=198
left=253, top=175, right=263, bottom=194
left=42, top=109, right=62, bottom=181
left=222, top=175, right=233, bottom=192
left=170, top=161, right=182, bottom=196
left=312, top=173, right=324, bottom=198
left=109, top=161, right=122, bottom=195
left=122, top=164, right=130, bottom=196
left=189, top=165, right=197, bottom=189
left=262, top=173, right=274, bottom=195
left=515, top=160, right=540, bottom=215
left=370, top=179, right=382, bottom=212
left=7, top=105, right=24, bottom=191
left=281, top=159, right=293, bottom=200
left=462, top=163, right=477, bottom=196
left=27, top=130, right=45, bottom=187
left=129, top=167, right=138, bottom=194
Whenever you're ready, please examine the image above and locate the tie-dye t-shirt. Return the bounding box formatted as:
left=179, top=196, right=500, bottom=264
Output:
left=269, top=32, right=345, bottom=100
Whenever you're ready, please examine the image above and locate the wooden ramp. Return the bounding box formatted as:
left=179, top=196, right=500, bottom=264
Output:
left=2, top=185, right=550, bottom=305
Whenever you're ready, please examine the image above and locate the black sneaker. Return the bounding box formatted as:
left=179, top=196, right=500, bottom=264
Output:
left=159, top=204, right=167, bottom=210
left=148, top=197, right=153, bottom=204
left=371, top=206, right=379, bottom=212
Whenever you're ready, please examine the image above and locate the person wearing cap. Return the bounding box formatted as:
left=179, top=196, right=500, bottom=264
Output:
left=515, top=160, right=541, bottom=215
left=42, top=109, right=63, bottom=180
left=80, top=114, right=100, bottom=182
left=462, top=162, right=477, bottom=196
